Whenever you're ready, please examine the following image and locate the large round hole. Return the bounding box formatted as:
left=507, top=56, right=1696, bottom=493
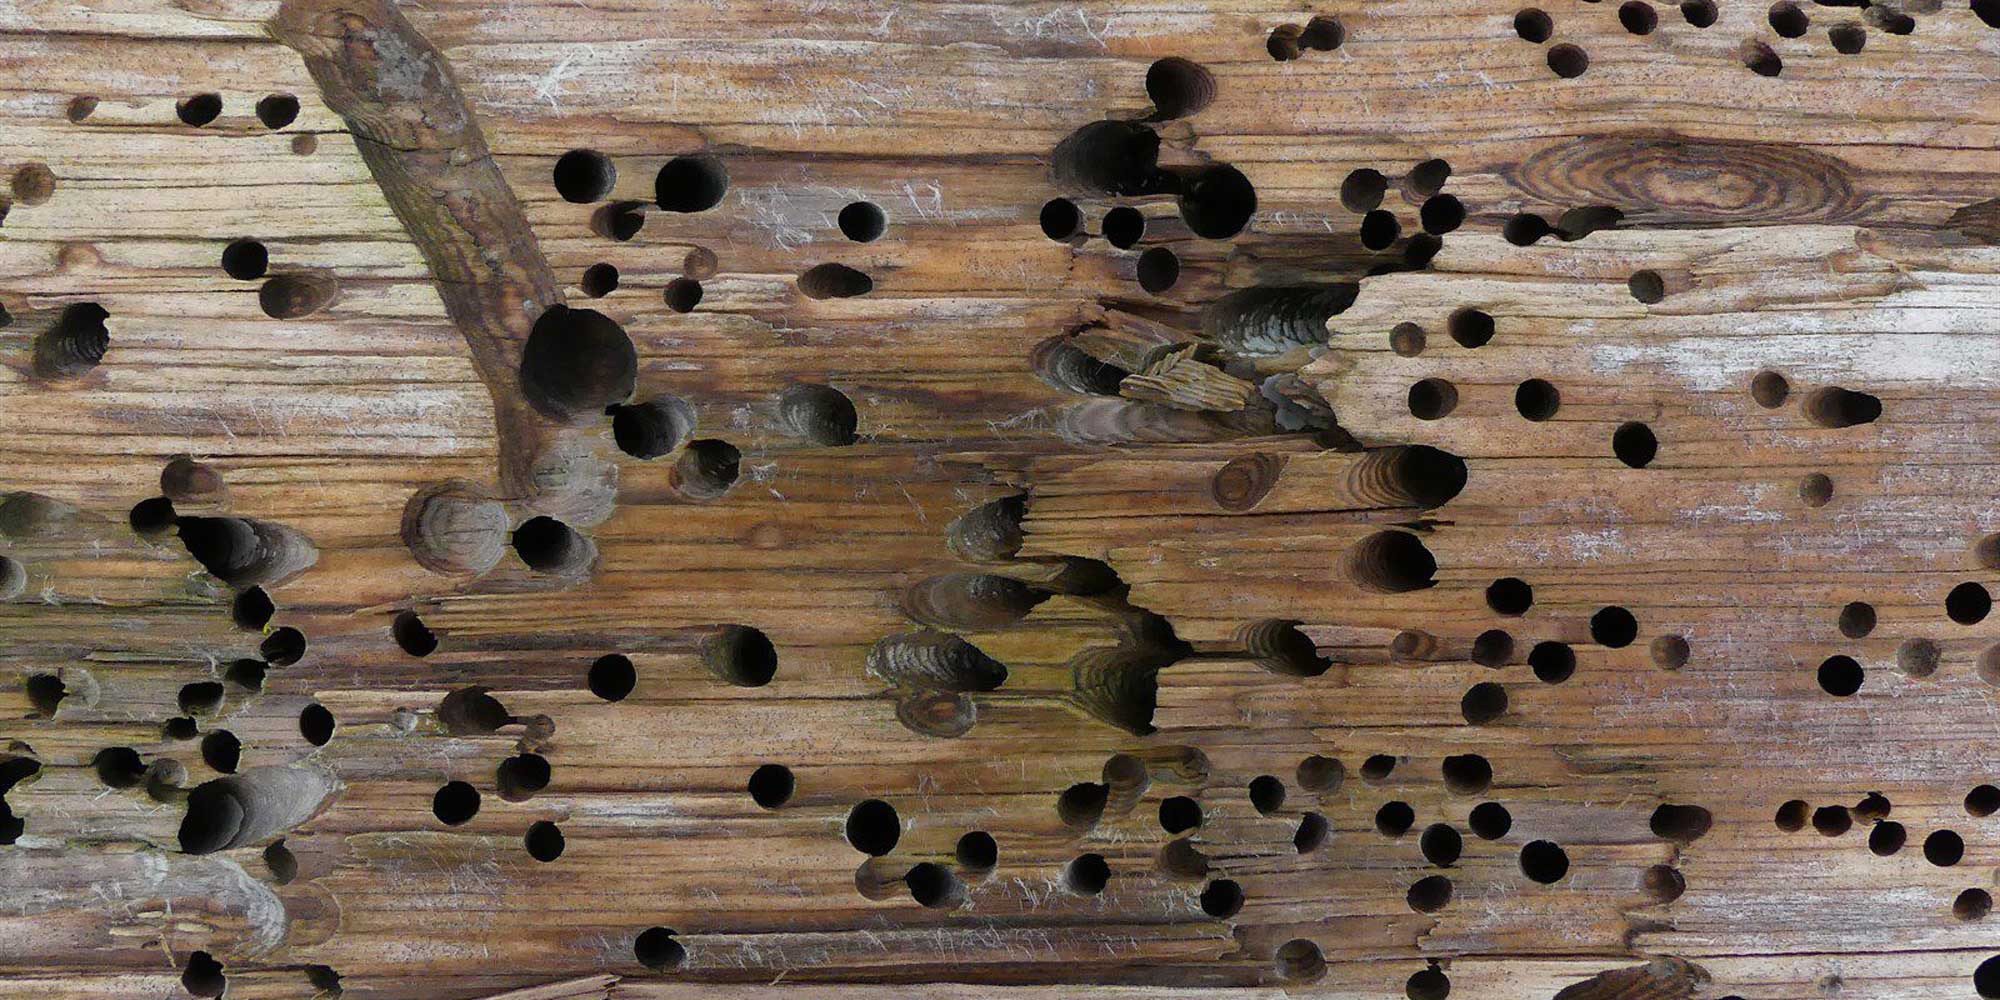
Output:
left=1741, top=39, right=1783, bottom=75
left=1136, top=247, right=1180, bottom=294
left=1441, top=754, right=1492, bottom=796
left=1925, top=829, right=1966, bottom=867
left=519, top=305, right=637, bottom=418
left=580, top=262, right=619, bottom=298
left=838, top=201, right=887, bottom=242
left=1618, top=0, right=1658, bottom=33
left=1248, top=774, right=1287, bottom=815
left=1408, top=967, right=1452, bottom=1000
left=1519, top=840, right=1569, bottom=883
left=845, top=798, right=900, bottom=855
left=513, top=516, right=593, bottom=575
left=177, top=93, right=222, bottom=126
left=1750, top=370, right=1790, bottom=408
left=1472, top=629, right=1514, bottom=667
left=1486, top=577, right=1533, bottom=616
left=525, top=820, right=565, bottom=861
left=1529, top=641, right=1575, bottom=683
left=748, top=763, right=795, bottom=809
left=589, top=653, right=636, bottom=701
left=1159, top=795, right=1202, bottom=833
left=1829, top=23, right=1867, bottom=53
left=1274, top=939, right=1326, bottom=983
left=1063, top=853, right=1111, bottom=894
left=1612, top=422, right=1657, bottom=468
left=1515, top=379, right=1560, bottom=421
left=780, top=384, right=859, bottom=446
left=1103, top=206, right=1145, bottom=248
left=1376, top=800, right=1415, bottom=836
left=432, top=781, right=480, bottom=825
left=1959, top=889, right=1994, bottom=921
left=1199, top=878, right=1244, bottom=917
left=1419, top=195, right=1463, bottom=235
left=1803, top=387, right=1881, bottom=428
left=1040, top=198, right=1082, bottom=240
left=1462, top=681, right=1508, bottom=724
left=956, top=830, right=999, bottom=871
left=182, top=951, right=226, bottom=997
left=1590, top=606, right=1638, bottom=647
left=1295, top=812, right=1330, bottom=853
left=1649, top=804, right=1712, bottom=843
left=1359, top=209, right=1399, bottom=250
left=1407, top=875, right=1453, bottom=913
left=1837, top=601, right=1876, bottom=639
left=1341, top=168, right=1387, bottom=213
left=655, top=155, right=728, bottom=212
left=1297, top=755, right=1344, bottom=793
left=1420, top=823, right=1463, bottom=866
left=906, top=861, right=960, bottom=908
left=1408, top=378, right=1458, bottom=420
left=1547, top=43, right=1589, bottom=78
left=1683, top=0, right=1718, bottom=25
left=634, top=926, right=685, bottom=971
left=93, top=747, right=146, bottom=788
left=1968, top=785, right=2000, bottom=817
left=611, top=397, right=696, bottom=459
left=497, top=753, right=551, bottom=801
left=1469, top=801, right=1512, bottom=840
left=300, top=703, right=335, bottom=745
left=1950, top=582, right=1992, bottom=624
left=1346, top=530, right=1437, bottom=593
left=1818, top=655, right=1863, bottom=696
left=704, top=624, right=777, bottom=686
left=1515, top=7, right=1554, bottom=40
left=1813, top=805, right=1852, bottom=836
left=1447, top=308, right=1493, bottom=348
left=554, top=150, right=615, bottom=203
left=1146, top=57, right=1216, bottom=118
left=392, top=610, right=437, bottom=657
left=200, top=730, right=240, bottom=773
left=1769, top=0, right=1810, bottom=36
left=255, top=94, right=299, bottom=129
left=222, top=239, right=268, bottom=281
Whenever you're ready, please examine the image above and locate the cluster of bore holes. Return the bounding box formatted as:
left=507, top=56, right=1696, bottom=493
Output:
left=1776, top=793, right=1974, bottom=884
left=1267, top=16, right=1344, bottom=60
left=164, top=92, right=299, bottom=130
left=1340, top=161, right=1458, bottom=269
left=1036, top=199, right=1182, bottom=295
left=839, top=797, right=1000, bottom=907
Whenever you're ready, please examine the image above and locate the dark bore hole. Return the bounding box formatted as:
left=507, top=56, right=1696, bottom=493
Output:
left=1390, top=322, right=1426, bottom=356
left=300, top=703, right=335, bottom=746
left=1683, top=0, right=1718, bottom=25
left=1803, top=386, right=1881, bottom=428
left=1462, top=681, right=1508, bottom=724
left=1813, top=805, right=1853, bottom=837
left=1515, top=7, right=1554, bottom=41
left=1520, top=840, right=1569, bottom=883
left=1770, top=0, right=1810, bottom=36
left=1470, top=801, right=1513, bottom=840
left=1420, top=823, right=1463, bottom=866
left=1529, top=641, right=1575, bottom=683
left=592, top=201, right=645, bottom=241
left=1362, top=754, right=1397, bottom=781
left=1829, top=23, right=1866, bottom=53
left=25, top=674, right=66, bottom=717
left=1408, top=967, right=1452, bottom=1000
left=1838, top=601, right=1876, bottom=639
left=1515, top=378, right=1560, bottom=421
left=1547, top=43, right=1589, bottom=78
left=1619, top=0, right=1658, bottom=33
left=956, top=830, right=999, bottom=871
left=233, top=587, right=274, bottom=630
left=1275, top=939, right=1326, bottom=983
left=748, top=763, right=795, bottom=809
left=36, top=302, right=111, bottom=378
left=1968, top=784, right=2000, bottom=817
left=581, top=262, right=619, bottom=298
left=1359, top=209, right=1399, bottom=250
left=392, top=610, right=437, bottom=657
left=1979, top=955, right=2000, bottom=998
left=525, top=820, right=565, bottom=862
left=1136, top=247, right=1180, bottom=294
left=1103, top=205, right=1146, bottom=249
left=1297, top=755, right=1344, bottom=793
left=1376, top=800, right=1416, bottom=836
left=1407, top=158, right=1452, bottom=198
left=705, top=624, right=777, bottom=687
left=179, top=681, right=225, bottom=714
left=612, top=397, right=695, bottom=459
left=1200, top=878, right=1244, bottom=918
left=1447, top=308, right=1493, bottom=348
left=846, top=798, right=900, bottom=855
left=1407, top=875, right=1453, bottom=913
left=1741, top=39, right=1783, bottom=76
left=1347, top=530, right=1437, bottom=593
left=1591, top=606, right=1638, bottom=647
left=589, top=653, right=636, bottom=702
left=1977, top=0, right=2000, bottom=29
left=1341, top=168, right=1387, bottom=213
left=497, top=753, right=551, bottom=801
left=554, top=149, right=615, bottom=203
left=1441, top=754, right=1492, bottom=796
left=1504, top=212, right=1552, bottom=245
left=1058, top=782, right=1110, bottom=829
left=519, top=304, right=637, bottom=418
left=1178, top=163, right=1256, bottom=240
left=222, top=239, right=269, bottom=281
left=635, top=926, right=685, bottom=971
left=1159, top=795, right=1203, bottom=833
left=255, top=93, right=299, bottom=129
left=1301, top=16, right=1345, bottom=49
left=1487, top=577, right=1533, bottom=616
left=1775, top=799, right=1809, bottom=831
left=1950, top=582, right=1992, bottom=624
left=182, top=951, right=226, bottom=997
left=663, top=277, right=704, bottom=313
left=1900, top=638, right=1941, bottom=678
left=1040, top=198, right=1082, bottom=240
left=265, top=841, right=298, bottom=884
left=433, top=781, right=480, bottom=825
left=1268, top=24, right=1304, bottom=60
left=1064, top=853, right=1111, bottom=894
left=93, top=747, right=146, bottom=788
left=1751, top=370, right=1790, bottom=407
left=838, top=201, right=887, bottom=243
left=1147, top=56, right=1216, bottom=118
left=177, top=93, right=222, bottom=126
left=655, top=155, right=728, bottom=213
left=1419, top=195, right=1463, bottom=235
left=1959, top=888, right=1994, bottom=921
left=1248, top=774, right=1287, bottom=815
left=1628, top=269, right=1666, bottom=304
left=200, top=730, right=241, bottom=773
left=1925, top=829, right=1966, bottom=866
left=1408, top=378, right=1458, bottom=420
left=1473, top=629, right=1514, bottom=666
left=798, top=263, right=873, bottom=299
left=513, top=516, right=589, bottom=574
left=907, top=861, right=959, bottom=907
left=230, top=658, right=271, bottom=692
left=1650, top=804, right=1713, bottom=843
left=130, top=496, right=178, bottom=536
left=1295, top=812, right=1330, bottom=852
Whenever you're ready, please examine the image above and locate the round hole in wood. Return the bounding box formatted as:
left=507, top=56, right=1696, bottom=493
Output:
left=1470, top=801, right=1513, bottom=840
left=1925, top=829, right=1966, bottom=866
left=1515, top=378, right=1560, bottom=421
left=1420, top=823, right=1463, bottom=866
left=1390, top=322, right=1426, bottom=356
left=1248, top=774, right=1287, bottom=815
left=1618, top=1, right=1658, bottom=33
left=1040, top=198, right=1082, bottom=240
left=299, top=703, right=334, bottom=745
left=656, top=155, right=729, bottom=212
left=1376, top=800, right=1415, bottom=836
left=1360, top=209, right=1399, bottom=250
left=432, top=781, right=480, bottom=826
left=1950, top=582, right=1992, bottom=624
left=1447, top=308, right=1494, bottom=348
left=1799, top=473, right=1834, bottom=507
left=955, top=830, right=998, bottom=871
left=1529, top=641, right=1575, bottom=683
left=1682, top=0, right=1718, bottom=25
left=1959, top=889, right=1995, bottom=921
left=221, top=239, right=268, bottom=280
left=838, top=201, right=887, bottom=242
left=1751, top=370, right=1791, bottom=407
left=634, top=927, right=685, bottom=971
left=845, top=798, right=900, bottom=855
left=1136, top=247, right=1180, bottom=294
left=748, top=764, right=795, bottom=809
left=1838, top=601, right=1876, bottom=639
left=1519, top=840, right=1569, bottom=883
left=1486, top=577, right=1532, bottom=616
left=554, top=150, right=615, bottom=203
left=1295, top=812, right=1330, bottom=852
left=1591, top=606, right=1638, bottom=647
left=1462, top=682, right=1508, bottom=724
left=1063, top=852, right=1110, bottom=894
left=1407, top=874, right=1453, bottom=912
left=1547, top=43, right=1589, bottom=78
left=177, top=93, right=222, bottom=126
left=1274, top=939, right=1326, bottom=983
left=588, top=653, right=636, bottom=701
left=392, top=610, right=436, bottom=657
left=1159, top=795, right=1202, bottom=833
left=1408, top=378, right=1458, bottom=420
left=1818, top=655, right=1863, bottom=696
left=1341, top=169, right=1387, bottom=213
left=1199, top=878, right=1244, bottom=917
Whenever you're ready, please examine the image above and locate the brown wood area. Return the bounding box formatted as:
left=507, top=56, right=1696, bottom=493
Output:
left=5, top=0, right=2000, bottom=997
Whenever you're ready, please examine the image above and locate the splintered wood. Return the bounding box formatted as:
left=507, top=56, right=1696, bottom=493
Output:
left=5, top=0, right=2000, bottom=998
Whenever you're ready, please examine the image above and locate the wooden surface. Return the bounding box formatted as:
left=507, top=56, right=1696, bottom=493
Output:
left=5, top=0, right=2000, bottom=997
